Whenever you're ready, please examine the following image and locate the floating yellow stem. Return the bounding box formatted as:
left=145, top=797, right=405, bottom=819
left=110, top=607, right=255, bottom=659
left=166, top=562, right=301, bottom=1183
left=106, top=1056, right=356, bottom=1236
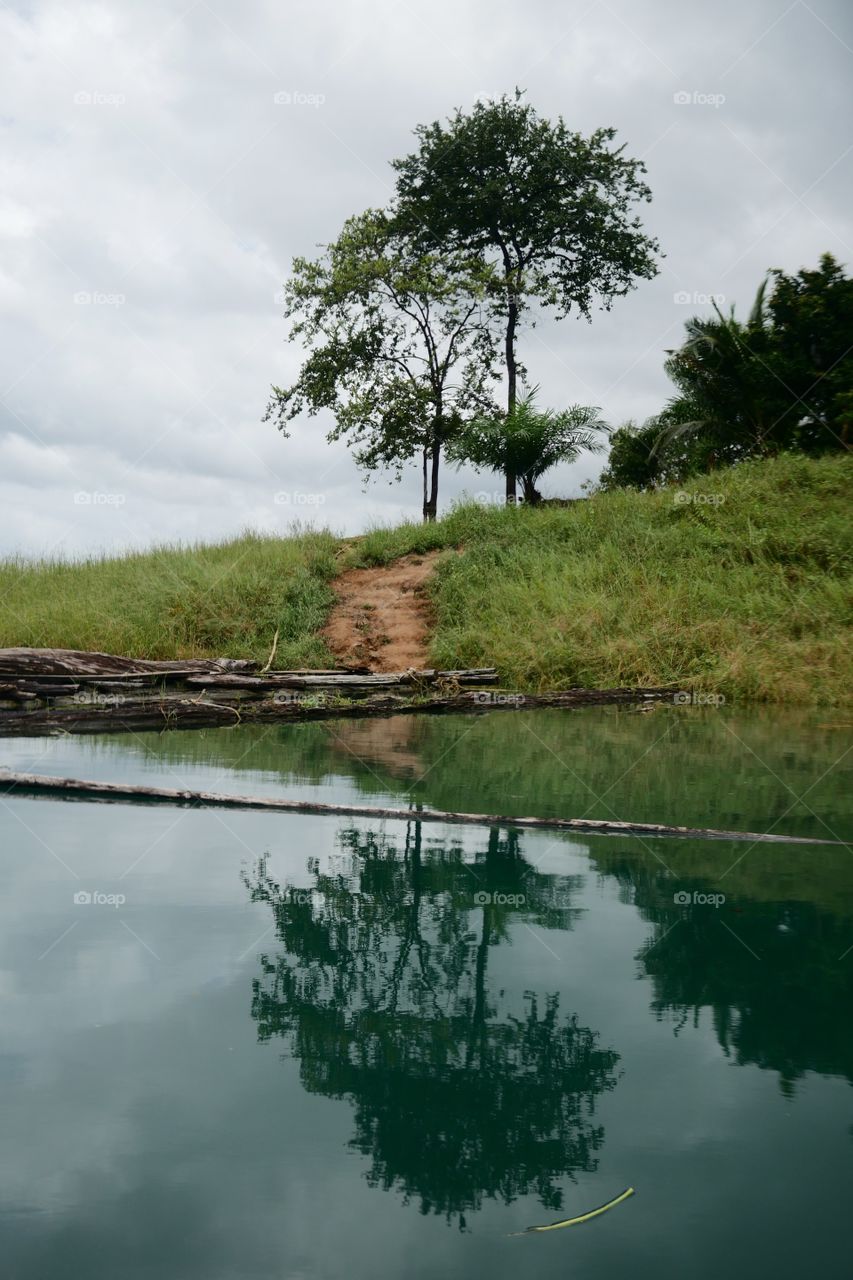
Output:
left=510, top=1186, right=635, bottom=1236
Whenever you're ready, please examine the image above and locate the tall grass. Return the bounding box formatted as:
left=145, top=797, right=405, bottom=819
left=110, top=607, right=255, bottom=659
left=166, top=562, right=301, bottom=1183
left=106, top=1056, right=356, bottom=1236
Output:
left=1, top=453, right=849, bottom=701
left=345, top=452, right=851, bottom=702
left=0, top=530, right=339, bottom=665
left=419, top=453, right=852, bottom=704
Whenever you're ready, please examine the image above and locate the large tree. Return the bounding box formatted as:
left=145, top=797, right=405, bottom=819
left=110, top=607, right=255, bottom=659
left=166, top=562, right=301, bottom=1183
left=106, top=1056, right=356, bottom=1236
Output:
left=391, top=91, right=661, bottom=501
left=265, top=210, right=499, bottom=521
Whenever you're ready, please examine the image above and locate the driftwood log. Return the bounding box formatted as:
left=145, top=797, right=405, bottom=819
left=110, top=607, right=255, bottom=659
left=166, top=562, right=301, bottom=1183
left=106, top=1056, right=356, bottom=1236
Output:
left=0, top=686, right=681, bottom=737
left=0, top=648, right=261, bottom=677
left=0, top=770, right=841, bottom=845
left=0, top=647, right=686, bottom=737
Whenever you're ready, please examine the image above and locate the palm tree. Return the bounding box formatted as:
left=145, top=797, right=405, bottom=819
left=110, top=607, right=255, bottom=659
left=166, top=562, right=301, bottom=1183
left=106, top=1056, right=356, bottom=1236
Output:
left=656, top=280, right=788, bottom=465
left=450, top=387, right=609, bottom=503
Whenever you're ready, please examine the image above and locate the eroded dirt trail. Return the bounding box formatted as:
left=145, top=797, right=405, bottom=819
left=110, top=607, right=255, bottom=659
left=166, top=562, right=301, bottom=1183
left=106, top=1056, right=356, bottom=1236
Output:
left=322, top=551, right=441, bottom=672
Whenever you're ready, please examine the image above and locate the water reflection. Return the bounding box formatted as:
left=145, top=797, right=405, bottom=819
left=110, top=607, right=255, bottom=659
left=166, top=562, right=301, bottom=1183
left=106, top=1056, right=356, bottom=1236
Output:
left=244, top=810, right=853, bottom=1227
left=243, top=821, right=620, bottom=1225
left=616, top=865, right=853, bottom=1093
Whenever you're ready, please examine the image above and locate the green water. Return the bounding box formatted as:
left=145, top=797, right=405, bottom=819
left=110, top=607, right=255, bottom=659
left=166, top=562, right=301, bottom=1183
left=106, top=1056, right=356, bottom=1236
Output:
left=1, top=705, right=852, bottom=1277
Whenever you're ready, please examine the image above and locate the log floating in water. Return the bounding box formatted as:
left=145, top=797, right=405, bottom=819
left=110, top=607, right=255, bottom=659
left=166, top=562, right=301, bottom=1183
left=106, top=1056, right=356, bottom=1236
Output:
left=0, top=770, right=842, bottom=844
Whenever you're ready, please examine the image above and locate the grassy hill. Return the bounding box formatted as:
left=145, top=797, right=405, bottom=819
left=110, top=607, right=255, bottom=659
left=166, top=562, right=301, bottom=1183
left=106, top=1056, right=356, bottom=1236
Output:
left=1, top=452, right=850, bottom=703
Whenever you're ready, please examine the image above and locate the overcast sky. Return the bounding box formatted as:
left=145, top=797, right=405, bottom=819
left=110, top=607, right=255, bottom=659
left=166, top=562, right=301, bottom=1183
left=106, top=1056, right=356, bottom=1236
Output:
left=1, top=0, right=850, bottom=557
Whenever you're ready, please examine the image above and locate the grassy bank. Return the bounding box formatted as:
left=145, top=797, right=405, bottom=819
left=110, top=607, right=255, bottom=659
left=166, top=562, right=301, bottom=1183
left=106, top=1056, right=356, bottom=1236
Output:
left=1, top=453, right=850, bottom=702
left=350, top=452, right=852, bottom=704
left=0, top=530, right=339, bottom=667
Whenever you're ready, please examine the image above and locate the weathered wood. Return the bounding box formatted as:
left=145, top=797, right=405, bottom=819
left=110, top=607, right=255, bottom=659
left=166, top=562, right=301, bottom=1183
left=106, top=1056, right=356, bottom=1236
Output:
left=0, top=648, right=388, bottom=684
left=0, top=686, right=681, bottom=737
left=0, top=769, right=840, bottom=845
left=0, top=647, right=259, bottom=677
left=0, top=684, right=40, bottom=703
left=0, top=649, right=503, bottom=731
left=182, top=669, right=498, bottom=691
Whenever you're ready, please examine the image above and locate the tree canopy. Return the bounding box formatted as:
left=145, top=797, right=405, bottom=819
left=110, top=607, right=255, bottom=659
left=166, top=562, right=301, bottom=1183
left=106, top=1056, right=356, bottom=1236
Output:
left=392, top=90, right=661, bottom=498
left=265, top=210, right=499, bottom=520
left=600, top=253, right=853, bottom=490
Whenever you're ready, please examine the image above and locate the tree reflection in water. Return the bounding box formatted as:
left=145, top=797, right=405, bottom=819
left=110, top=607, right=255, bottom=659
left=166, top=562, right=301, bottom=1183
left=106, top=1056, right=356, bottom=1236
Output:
left=243, top=821, right=620, bottom=1226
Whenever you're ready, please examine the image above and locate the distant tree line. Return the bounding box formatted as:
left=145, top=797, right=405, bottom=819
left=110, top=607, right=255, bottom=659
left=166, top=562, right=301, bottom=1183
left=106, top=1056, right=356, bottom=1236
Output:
left=600, top=253, right=853, bottom=490
left=266, top=91, right=660, bottom=519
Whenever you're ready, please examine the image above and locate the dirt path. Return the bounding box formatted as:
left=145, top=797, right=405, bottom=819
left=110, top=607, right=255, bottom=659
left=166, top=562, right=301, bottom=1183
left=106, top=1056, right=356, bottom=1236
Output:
left=322, top=551, right=441, bottom=672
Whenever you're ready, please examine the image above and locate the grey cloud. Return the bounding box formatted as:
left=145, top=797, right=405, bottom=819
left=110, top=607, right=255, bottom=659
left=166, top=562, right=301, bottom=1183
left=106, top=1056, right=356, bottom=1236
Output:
left=1, top=0, right=850, bottom=554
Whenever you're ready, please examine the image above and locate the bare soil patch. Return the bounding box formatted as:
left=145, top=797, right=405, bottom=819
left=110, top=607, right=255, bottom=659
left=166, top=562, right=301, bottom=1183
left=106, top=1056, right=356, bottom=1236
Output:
left=322, top=551, right=442, bottom=672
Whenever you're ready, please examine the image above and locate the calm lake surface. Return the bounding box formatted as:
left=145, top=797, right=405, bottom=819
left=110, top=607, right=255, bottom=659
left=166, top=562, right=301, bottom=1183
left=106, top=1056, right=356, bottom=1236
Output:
left=2, top=706, right=852, bottom=1278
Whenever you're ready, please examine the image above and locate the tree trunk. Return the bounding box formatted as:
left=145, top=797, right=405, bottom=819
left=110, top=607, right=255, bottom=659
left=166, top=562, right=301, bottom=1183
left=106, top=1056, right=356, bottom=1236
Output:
left=521, top=474, right=540, bottom=504
left=424, top=439, right=440, bottom=522
left=505, top=297, right=518, bottom=504
left=421, top=446, right=429, bottom=523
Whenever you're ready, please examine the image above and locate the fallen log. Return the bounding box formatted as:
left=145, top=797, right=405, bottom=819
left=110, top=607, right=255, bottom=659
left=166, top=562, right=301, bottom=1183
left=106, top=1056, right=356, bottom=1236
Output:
left=0, top=684, right=40, bottom=703
left=0, top=686, right=682, bottom=736
left=182, top=669, right=498, bottom=691
left=0, top=648, right=259, bottom=677
left=0, top=648, right=419, bottom=686
left=0, top=770, right=841, bottom=845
